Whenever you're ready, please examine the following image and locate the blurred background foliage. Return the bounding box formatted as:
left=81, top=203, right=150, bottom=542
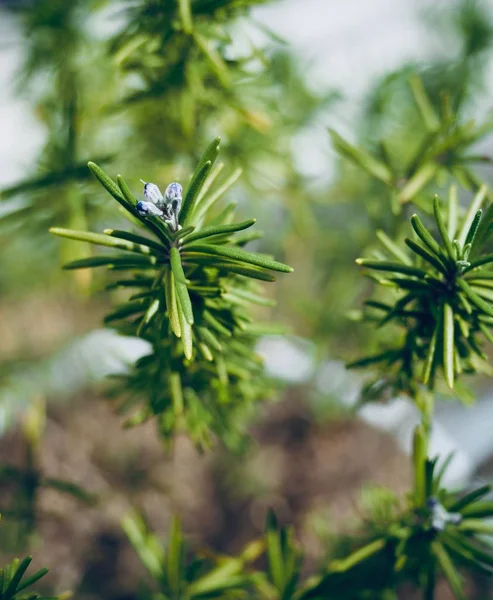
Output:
left=3, top=0, right=493, bottom=598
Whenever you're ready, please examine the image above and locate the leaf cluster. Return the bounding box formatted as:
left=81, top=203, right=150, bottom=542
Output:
left=0, top=554, right=51, bottom=600
left=110, top=0, right=276, bottom=136
left=303, top=445, right=493, bottom=600
left=122, top=447, right=493, bottom=600
left=122, top=508, right=306, bottom=599
left=350, top=185, right=493, bottom=400
left=51, top=138, right=292, bottom=449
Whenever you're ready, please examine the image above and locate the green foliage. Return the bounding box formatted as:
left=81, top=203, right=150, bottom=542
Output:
left=349, top=185, right=493, bottom=402
left=123, top=508, right=309, bottom=599
left=300, top=455, right=493, bottom=600
left=330, top=74, right=493, bottom=214
left=122, top=511, right=263, bottom=599
left=51, top=139, right=292, bottom=449
left=110, top=0, right=277, bottom=136
left=122, top=456, right=493, bottom=600
left=261, top=509, right=303, bottom=599
left=0, top=552, right=51, bottom=600
left=5, top=2, right=493, bottom=599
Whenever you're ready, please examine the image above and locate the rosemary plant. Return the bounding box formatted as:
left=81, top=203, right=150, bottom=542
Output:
left=51, top=138, right=292, bottom=449
left=122, top=508, right=305, bottom=599
left=0, top=548, right=51, bottom=600
left=48, top=141, right=493, bottom=600
left=350, top=185, right=493, bottom=402
left=110, top=0, right=276, bottom=131
left=339, top=188, right=493, bottom=599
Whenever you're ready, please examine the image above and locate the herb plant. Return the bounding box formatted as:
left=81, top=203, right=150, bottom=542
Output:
left=50, top=138, right=292, bottom=450
left=3, top=1, right=493, bottom=599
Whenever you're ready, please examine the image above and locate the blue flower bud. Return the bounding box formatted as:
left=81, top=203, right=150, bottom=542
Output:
left=165, top=182, right=182, bottom=203
left=136, top=200, right=164, bottom=217
left=143, top=182, right=164, bottom=207
left=427, top=497, right=439, bottom=510
left=427, top=496, right=462, bottom=532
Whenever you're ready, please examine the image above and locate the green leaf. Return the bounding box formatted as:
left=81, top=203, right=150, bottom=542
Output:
left=432, top=541, right=466, bottom=600
left=458, top=519, right=493, bottom=535
left=448, top=484, right=492, bottom=513
left=194, top=32, right=231, bottom=88
left=176, top=289, right=193, bottom=359
left=166, top=516, right=184, bottom=593
left=387, top=277, right=437, bottom=292
left=433, top=195, right=455, bottom=260
left=448, top=185, right=458, bottom=240
left=63, top=255, right=156, bottom=270
left=470, top=200, right=493, bottom=258
left=50, top=227, right=154, bottom=255
left=410, top=214, right=442, bottom=257
left=329, top=129, right=393, bottom=184
left=266, top=510, right=284, bottom=591
left=356, top=258, right=428, bottom=278
left=209, top=262, right=277, bottom=282
left=104, top=229, right=165, bottom=253
left=404, top=238, right=448, bottom=275
left=88, top=162, right=130, bottom=210
left=178, top=0, right=193, bottom=33
left=169, top=247, right=188, bottom=285
left=466, top=272, right=493, bottom=281
left=116, top=175, right=138, bottom=207
left=62, top=256, right=124, bottom=269
left=224, top=288, right=276, bottom=308
left=398, top=163, right=438, bottom=204
left=181, top=161, right=213, bottom=225
left=194, top=161, right=224, bottom=207
left=457, top=185, right=487, bottom=247
left=193, top=168, right=243, bottom=223
left=104, top=301, right=146, bottom=323
left=422, top=321, right=439, bottom=385
left=3, top=556, right=32, bottom=600
left=457, top=279, right=493, bottom=317
left=197, top=327, right=222, bottom=352
left=181, top=219, right=256, bottom=245
left=434, top=453, right=455, bottom=491
left=328, top=538, right=386, bottom=572
left=184, top=244, right=293, bottom=273
left=443, top=304, right=455, bottom=389
left=464, top=252, right=493, bottom=271
left=409, top=74, right=440, bottom=132
left=197, top=137, right=221, bottom=173
left=42, top=478, right=97, bottom=504
left=165, top=268, right=181, bottom=338
left=347, top=349, right=401, bottom=369
left=464, top=210, right=483, bottom=248
left=413, top=425, right=427, bottom=505
left=188, top=569, right=247, bottom=596
left=203, top=310, right=232, bottom=337
left=122, top=513, right=163, bottom=579
left=13, top=566, right=49, bottom=595
left=137, top=298, right=160, bottom=336
left=376, top=230, right=412, bottom=265
left=461, top=501, right=493, bottom=518
left=446, top=534, right=493, bottom=571
left=170, top=248, right=194, bottom=325
left=441, top=532, right=484, bottom=572
left=169, top=372, right=184, bottom=415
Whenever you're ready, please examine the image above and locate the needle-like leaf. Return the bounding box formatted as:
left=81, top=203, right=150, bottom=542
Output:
left=443, top=304, right=455, bottom=389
